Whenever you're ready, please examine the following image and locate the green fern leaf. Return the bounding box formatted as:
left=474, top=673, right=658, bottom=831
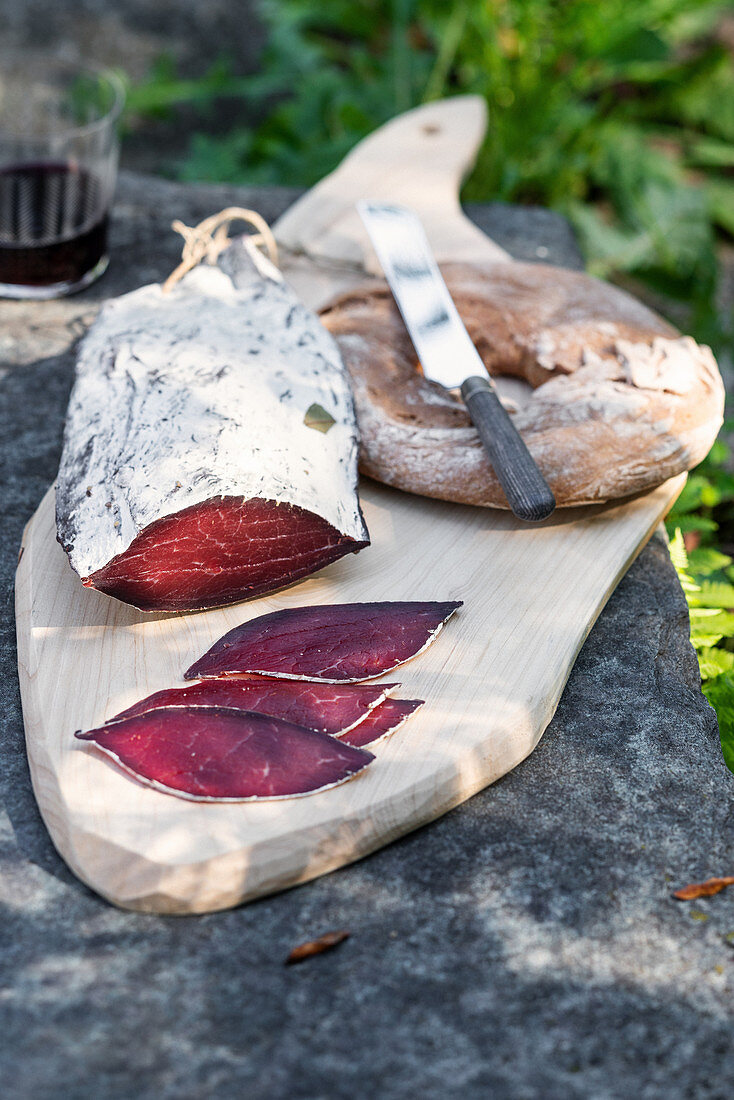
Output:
left=702, top=673, right=734, bottom=773
left=668, top=527, right=688, bottom=571
left=668, top=528, right=701, bottom=599
left=697, top=646, right=734, bottom=681
left=693, top=581, right=734, bottom=609
left=666, top=515, right=719, bottom=535
left=692, top=633, right=726, bottom=648
left=687, top=547, right=733, bottom=576
left=688, top=609, right=734, bottom=649
left=690, top=610, right=734, bottom=632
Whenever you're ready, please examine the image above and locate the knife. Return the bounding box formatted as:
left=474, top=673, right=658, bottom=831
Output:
left=357, top=201, right=556, bottom=523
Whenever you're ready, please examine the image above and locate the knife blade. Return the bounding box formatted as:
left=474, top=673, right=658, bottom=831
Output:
left=357, top=200, right=555, bottom=522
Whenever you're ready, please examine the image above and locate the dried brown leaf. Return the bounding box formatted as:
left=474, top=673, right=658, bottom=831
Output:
left=673, top=876, right=734, bottom=900
left=286, top=929, right=350, bottom=964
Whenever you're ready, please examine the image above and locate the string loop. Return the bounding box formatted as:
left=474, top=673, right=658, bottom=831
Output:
left=161, top=207, right=279, bottom=293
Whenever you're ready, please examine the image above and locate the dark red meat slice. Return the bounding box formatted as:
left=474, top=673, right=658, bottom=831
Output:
left=76, top=706, right=374, bottom=801
left=340, top=698, right=424, bottom=747
left=84, top=497, right=369, bottom=613
left=110, top=679, right=398, bottom=736
left=185, top=600, right=462, bottom=682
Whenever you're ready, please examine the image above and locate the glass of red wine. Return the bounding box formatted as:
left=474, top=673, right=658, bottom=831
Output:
left=0, top=60, right=124, bottom=298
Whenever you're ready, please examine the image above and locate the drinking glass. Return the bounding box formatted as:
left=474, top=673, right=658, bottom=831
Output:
left=0, top=60, right=124, bottom=299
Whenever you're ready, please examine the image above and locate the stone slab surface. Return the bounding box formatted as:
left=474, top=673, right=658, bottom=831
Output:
left=1, top=177, right=733, bottom=1100
left=0, top=0, right=264, bottom=176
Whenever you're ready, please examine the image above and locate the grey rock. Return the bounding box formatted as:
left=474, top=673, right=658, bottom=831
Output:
left=0, top=0, right=263, bottom=83
left=1, top=175, right=733, bottom=1100
left=465, top=201, right=584, bottom=270
left=0, top=0, right=265, bottom=177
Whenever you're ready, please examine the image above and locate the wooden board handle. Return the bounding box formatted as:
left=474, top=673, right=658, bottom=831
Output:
left=274, top=96, right=510, bottom=274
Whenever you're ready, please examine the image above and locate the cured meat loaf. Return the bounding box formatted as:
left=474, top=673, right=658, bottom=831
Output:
left=56, top=242, right=369, bottom=611
left=320, top=261, right=724, bottom=508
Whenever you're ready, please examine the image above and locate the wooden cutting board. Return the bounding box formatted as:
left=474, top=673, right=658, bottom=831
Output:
left=15, top=98, right=684, bottom=914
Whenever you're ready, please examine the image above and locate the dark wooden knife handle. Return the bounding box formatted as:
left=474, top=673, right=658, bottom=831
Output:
left=460, top=375, right=556, bottom=522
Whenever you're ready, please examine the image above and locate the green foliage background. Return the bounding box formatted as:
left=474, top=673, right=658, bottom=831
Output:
left=127, top=0, right=734, bottom=358
left=667, top=435, right=734, bottom=773
left=125, top=0, right=734, bottom=770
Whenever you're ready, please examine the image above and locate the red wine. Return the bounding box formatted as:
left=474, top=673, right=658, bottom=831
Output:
left=0, top=163, right=108, bottom=288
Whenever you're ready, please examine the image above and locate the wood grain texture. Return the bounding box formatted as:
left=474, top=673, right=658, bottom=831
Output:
left=276, top=96, right=509, bottom=301
left=16, top=477, right=683, bottom=913
left=15, top=95, right=686, bottom=913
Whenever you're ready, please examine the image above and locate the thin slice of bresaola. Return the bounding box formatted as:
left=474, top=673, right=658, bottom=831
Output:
left=109, top=679, right=398, bottom=736
left=185, top=600, right=462, bottom=682
left=75, top=706, right=374, bottom=802
left=339, top=699, right=424, bottom=748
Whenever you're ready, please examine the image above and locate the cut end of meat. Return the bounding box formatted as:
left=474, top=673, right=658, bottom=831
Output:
left=82, top=496, right=370, bottom=613
left=76, top=706, right=374, bottom=801
left=185, top=600, right=463, bottom=681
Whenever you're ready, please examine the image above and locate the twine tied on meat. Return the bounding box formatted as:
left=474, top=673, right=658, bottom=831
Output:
left=161, top=207, right=279, bottom=293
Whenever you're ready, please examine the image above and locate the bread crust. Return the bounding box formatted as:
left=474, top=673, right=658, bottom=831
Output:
left=320, top=261, right=724, bottom=507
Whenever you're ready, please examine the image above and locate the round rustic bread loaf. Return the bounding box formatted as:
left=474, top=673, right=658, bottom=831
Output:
left=319, top=261, right=724, bottom=508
